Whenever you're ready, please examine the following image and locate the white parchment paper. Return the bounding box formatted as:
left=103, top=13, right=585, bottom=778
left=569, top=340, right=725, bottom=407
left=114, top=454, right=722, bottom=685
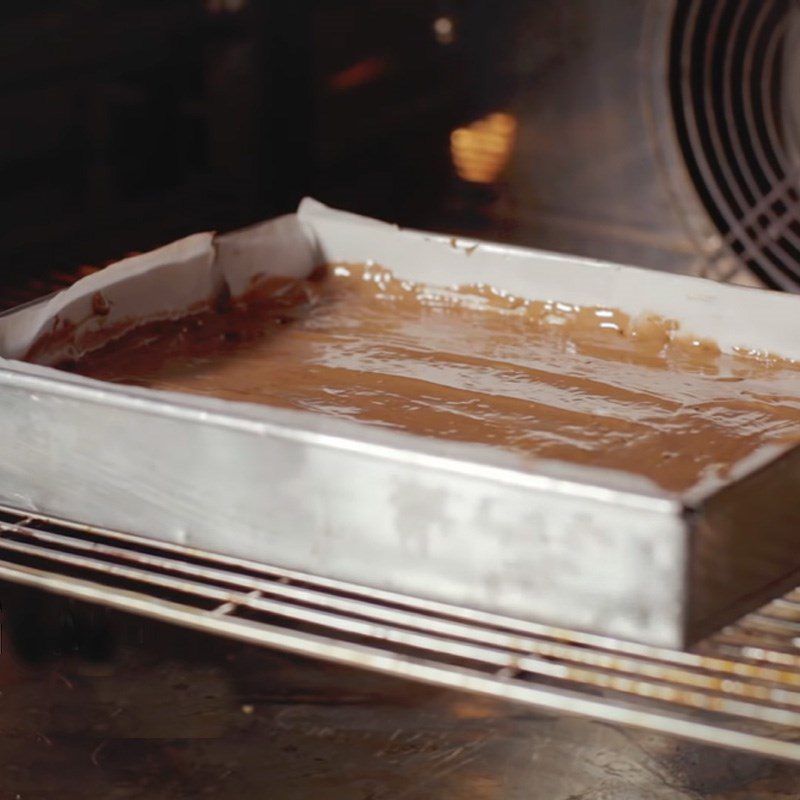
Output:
left=2, top=197, right=800, bottom=367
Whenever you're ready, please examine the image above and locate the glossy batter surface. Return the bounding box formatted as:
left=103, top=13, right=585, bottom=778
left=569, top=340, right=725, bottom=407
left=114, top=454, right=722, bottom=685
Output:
left=60, top=264, right=800, bottom=493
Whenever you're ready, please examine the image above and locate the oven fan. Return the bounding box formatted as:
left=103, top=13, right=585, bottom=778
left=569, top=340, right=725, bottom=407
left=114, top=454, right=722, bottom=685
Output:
left=669, top=0, right=800, bottom=292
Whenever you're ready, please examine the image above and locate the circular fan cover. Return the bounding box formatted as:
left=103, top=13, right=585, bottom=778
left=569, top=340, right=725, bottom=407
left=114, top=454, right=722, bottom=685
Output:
left=669, top=0, right=800, bottom=291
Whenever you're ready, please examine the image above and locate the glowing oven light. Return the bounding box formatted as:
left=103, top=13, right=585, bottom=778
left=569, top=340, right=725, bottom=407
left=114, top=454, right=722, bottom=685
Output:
left=433, top=16, right=455, bottom=45
left=450, top=112, right=518, bottom=185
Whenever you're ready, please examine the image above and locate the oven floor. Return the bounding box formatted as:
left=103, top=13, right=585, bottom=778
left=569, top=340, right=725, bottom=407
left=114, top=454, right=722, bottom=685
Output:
left=0, top=583, right=798, bottom=799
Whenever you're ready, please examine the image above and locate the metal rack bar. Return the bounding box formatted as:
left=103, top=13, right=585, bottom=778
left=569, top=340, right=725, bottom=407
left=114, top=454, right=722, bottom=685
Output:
left=1, top=504, right=799, bottom=762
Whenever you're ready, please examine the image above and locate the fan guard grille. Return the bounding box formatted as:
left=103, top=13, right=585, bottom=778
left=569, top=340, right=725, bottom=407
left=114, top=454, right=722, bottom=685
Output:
left=669, top=0, right=800, bottom=291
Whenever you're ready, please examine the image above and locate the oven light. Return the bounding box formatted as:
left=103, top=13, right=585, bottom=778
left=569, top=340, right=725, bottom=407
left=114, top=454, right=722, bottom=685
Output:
left=433, top=16, right=455, bottom=45
left=450, top=112, right=517, bottom=185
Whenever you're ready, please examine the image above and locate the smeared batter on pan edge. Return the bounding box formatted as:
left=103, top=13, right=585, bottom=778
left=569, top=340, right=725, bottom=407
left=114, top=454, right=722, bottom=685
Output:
left=55, top=263, right=800, bottom=493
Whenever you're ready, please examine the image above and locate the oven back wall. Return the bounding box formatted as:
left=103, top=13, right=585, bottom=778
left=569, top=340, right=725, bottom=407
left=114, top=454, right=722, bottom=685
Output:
left=1, top=1, right=719, bottom=301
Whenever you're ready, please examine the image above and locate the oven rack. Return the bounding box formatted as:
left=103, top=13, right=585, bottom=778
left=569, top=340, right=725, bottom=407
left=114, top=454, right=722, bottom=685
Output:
left=0, top=503, right=799, bottom=762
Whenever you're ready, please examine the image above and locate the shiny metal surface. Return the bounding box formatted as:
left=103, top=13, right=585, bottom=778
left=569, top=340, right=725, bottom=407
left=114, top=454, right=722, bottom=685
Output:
left=489, top=1, right=710, bottom=278
left=0, top=352, right=693, bottom=648
left=1, top=505, right=800, bottom=764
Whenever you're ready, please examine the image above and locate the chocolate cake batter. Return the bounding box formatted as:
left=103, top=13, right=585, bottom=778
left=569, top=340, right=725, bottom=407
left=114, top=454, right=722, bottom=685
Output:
left=56, top=264, right=800, bottom=493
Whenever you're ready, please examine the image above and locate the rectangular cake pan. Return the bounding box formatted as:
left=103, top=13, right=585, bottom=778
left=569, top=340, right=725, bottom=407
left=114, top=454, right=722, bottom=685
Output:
left=0, top=199, right=798, bottom=648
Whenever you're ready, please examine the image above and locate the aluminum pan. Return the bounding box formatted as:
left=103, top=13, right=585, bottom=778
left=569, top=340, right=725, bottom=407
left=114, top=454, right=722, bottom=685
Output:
left=0, top=199, right=797, bottom=647
left=0, top=360, right=688, bottom=646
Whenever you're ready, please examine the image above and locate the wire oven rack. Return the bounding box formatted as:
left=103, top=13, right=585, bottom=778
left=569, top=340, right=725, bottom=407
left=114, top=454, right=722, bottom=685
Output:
left=1, top=503, right=800, bottom=762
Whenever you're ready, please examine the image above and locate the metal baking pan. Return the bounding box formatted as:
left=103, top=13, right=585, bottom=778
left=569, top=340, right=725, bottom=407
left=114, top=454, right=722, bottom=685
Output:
left=0, top=199, right=798, bottom=649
